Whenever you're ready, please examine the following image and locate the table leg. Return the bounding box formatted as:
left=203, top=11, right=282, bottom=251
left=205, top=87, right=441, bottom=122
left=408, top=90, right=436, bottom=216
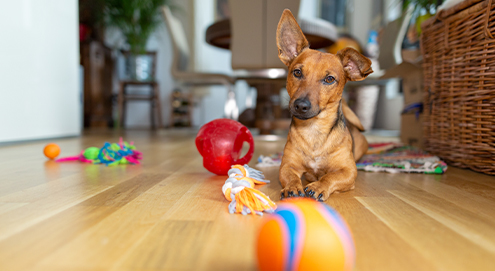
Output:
left=249, top=81, right=289, bottom=134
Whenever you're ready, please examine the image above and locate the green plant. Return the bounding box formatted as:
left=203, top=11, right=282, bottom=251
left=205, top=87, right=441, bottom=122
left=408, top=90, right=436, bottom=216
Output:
left=401, top=0, right=439, bottom=35
left=103, top=0, right=174, bottom=54
left=402, top=0, right=438, bottom=14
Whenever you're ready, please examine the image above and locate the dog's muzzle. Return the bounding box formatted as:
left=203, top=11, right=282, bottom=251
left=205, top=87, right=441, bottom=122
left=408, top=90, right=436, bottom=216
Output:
left=291, top=98, right=319, bottom=120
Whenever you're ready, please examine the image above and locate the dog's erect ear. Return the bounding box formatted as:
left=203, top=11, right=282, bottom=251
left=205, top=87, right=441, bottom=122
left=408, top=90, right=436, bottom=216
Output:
left=276, top=9, right=309, bottom=66
left=337, top=47, right=373, bottom=81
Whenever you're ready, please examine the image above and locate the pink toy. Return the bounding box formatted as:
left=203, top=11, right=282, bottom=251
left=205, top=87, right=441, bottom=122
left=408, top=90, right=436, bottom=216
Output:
left=55, top=138, right=142, bottom=166
left=195, top=119, right=254, bottom=175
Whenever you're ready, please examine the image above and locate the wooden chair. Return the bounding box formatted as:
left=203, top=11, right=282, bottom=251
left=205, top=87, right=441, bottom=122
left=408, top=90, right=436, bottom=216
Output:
left=162, top=6, right=238, bottom=120
left=118, top=51, right=163, bottom=129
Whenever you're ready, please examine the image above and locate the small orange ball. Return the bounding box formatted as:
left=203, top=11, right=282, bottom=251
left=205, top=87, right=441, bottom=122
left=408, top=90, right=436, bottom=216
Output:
left=43, top=143, right=61, bottom=160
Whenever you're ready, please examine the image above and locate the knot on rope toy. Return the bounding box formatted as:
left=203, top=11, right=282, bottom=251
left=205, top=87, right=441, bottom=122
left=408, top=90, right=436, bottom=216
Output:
left=222, top=165, right=276, bottom=216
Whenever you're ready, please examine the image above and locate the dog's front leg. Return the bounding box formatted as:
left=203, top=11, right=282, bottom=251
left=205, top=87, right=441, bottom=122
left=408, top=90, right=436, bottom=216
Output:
left=304, top=166, right=356, bottom=201
left=279, top=163, right=305, bottom=199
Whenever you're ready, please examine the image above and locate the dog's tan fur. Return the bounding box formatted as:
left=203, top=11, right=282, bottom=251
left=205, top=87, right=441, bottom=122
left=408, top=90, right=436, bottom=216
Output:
left=277, top=10, right=372, bottom=201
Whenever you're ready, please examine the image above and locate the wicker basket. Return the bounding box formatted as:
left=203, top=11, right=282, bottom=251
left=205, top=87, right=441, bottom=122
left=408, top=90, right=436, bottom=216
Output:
left=421, top=0, right=495, bottom=175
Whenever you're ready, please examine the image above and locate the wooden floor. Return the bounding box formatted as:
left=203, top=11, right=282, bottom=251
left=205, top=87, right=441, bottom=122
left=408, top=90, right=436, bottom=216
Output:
left=1, top=129, right=495, bottom=271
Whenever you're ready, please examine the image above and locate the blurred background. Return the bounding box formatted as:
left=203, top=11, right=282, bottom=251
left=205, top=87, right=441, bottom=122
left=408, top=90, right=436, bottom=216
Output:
left=0, top=0, right=431, bottom=144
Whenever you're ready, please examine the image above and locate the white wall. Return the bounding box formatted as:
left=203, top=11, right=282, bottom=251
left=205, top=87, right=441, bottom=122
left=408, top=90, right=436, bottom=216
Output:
left=192, top=0, right=250, bottom=126
left=189, top=0, right=321, bottom=126
left=105, top=1, right=190, bottom=128
left=107, top=0, right=249, bottom=128
left=110, top=0, right=357, bottom=128
left=299, top=0, right=321, bottom=19
left=348, top=0, right=373, bottom=46
left=106, top=24, right=176, bottom=128
left=0, top=0, right=80, bottom=143
left=384, top=0, right=402, bottom=23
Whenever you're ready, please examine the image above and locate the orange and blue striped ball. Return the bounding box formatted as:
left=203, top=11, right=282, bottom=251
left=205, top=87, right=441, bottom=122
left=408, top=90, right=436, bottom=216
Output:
left=256, top=199, right=355, bottom=271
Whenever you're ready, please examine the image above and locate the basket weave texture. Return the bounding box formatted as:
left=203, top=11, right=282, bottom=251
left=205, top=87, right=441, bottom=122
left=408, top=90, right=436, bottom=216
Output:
left=421, top=0, right=495, bottom=175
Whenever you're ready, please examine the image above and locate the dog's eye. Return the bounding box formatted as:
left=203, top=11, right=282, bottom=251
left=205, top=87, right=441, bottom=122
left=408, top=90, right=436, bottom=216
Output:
left=293, top=69, right=302, bottom=78
left=324, top=76, right=336, bottom=84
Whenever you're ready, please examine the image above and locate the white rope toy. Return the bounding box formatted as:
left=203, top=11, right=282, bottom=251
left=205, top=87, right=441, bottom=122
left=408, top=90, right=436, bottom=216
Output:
left=222, top=165, right=276, bottom=215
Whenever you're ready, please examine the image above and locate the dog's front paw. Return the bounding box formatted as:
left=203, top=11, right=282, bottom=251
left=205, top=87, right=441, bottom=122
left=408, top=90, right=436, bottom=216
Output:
left=304, top=182, right=331, bottom=202
left=280, top=184, right=305, bottom=200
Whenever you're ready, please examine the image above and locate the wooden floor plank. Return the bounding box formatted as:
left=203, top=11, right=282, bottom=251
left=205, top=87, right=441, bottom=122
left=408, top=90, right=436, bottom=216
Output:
left=0, top=162, right=83, bottom=198
left=36, top=159, right=205, bottom=270
left=0, top=202, right=28, bottom=216
left=0, top=205, right=118, bottom=271
left=0, top=139, right=91, bottom=196
left=398, top=174, right=495, bottom=220
left=194, top=212, right=262, bottom=271
left=357, top=196, right=495, bottom=271
left=325, top=198, right=437, bottom=271
left=114, top=166, right=259, bottom=270
left=446, top=167, right=495, bottom=189
left=0, top=159, right=186, bottom=271
left=437, top=175, right=495, bottom=202
left=1, top=129, right=495, bottom=271
left=389, top=189, right=495, bottom=254
left=113, top=221, right=214, bottom=271
left=0, top=182, right=113, bottom=241
left=79, top=172, right=171, bottom=207
left=0, top=167, right=128, bottom=203
left=159, top=175, right=227, bottom=221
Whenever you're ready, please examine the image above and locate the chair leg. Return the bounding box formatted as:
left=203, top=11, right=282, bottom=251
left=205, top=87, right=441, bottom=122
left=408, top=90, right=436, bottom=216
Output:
left=118, top=82, right=125, bottom=129
left=223, top=83, right=238, bottom=120
left=154, top=83, right=164, bottom=129
left=150, top=98, right=156, bottom=130
left=122, top=100, right=127, bottom=129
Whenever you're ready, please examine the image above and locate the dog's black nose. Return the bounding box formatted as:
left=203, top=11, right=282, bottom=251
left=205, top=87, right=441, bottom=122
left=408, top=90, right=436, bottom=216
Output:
left=294, top=98, right=311, bottom=114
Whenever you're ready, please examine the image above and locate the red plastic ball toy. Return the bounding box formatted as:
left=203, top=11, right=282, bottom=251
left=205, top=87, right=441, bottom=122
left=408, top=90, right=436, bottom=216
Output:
left=195, top=119, right=254, bottom=175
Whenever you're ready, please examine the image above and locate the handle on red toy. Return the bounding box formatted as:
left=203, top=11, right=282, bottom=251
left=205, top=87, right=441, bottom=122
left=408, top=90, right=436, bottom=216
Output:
left=195, top=137, right=205, bottom=156
left=232, top=128, right=254, bottom=165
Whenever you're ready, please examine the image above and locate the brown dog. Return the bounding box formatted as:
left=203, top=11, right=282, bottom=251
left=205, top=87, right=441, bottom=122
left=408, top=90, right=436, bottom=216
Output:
left=277, top=9, right=372, bottom=201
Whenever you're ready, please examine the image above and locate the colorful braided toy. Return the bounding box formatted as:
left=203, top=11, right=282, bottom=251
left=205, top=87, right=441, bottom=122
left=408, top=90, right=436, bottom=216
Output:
left=222, top=165, right=276, bottom=216
left=56, top=138, right=142, bottom=166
